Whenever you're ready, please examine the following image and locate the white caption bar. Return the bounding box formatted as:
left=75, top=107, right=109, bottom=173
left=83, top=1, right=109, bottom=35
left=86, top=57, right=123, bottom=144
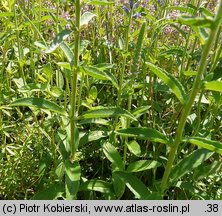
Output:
left=0, top=201, right=221, bottom=216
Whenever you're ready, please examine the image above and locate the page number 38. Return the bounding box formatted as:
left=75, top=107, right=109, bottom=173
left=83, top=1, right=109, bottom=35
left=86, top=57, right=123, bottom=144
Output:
left=205, top=204, right=219, bottom=212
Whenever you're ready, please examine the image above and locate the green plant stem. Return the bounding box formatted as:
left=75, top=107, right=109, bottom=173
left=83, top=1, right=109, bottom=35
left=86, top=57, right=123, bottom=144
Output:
left=210, top=26, right=222, bottom=73
left=185, top=37, right=198, bottom=71
left=108, top=4, right=114, bottom=40
left=113, top=10, right=133, bottom=148
left=193, top=91, right=204, bottom=136
left=117, top=9, right=133, bottom=107
left=194, top=26, right=222, bottom=134
left=38, top=0, right=42, bottom=32
left=18, top=5, right=47, bottom=45
left=14, top=3, right=25, bottom=85
left=160, top=2, right=222, bottom=193
left=56, top=0, right=59, bottom=32
left=77, top=72, right=84, bottom=115
left=207, top=100, right=221, bottom=135
left=179, top=28, right=192, bottom=78
left=118, top=10, right=133, bottom=163
left=70, top=0, right=81, bottom=161
left=124, top=21, right=146, bottom=162
left=180, top=0, right=201, bottom=78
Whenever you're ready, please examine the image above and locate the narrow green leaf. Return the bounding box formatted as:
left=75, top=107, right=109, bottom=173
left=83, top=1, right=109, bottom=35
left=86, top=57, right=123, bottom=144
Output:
left=49, top=86, right=63, bottom=98
left=118, top=37, right=124, bottom=50
left=127, top=140, right=141, bottom=157
left=65, top=161, right=81, bottom=200
left=159, top=47, right=184, bottom=58
left=146, top=62, right=187, bottom=104
left=199, top=7, right=214, bottom=17
left=186, top=3, right=197, bottom=10
left=57, top=130, right=70, bottom=160
left=204, top=81, right=222, bottom=92
left=80, top=107, right=137, bottom=121
left=45, top=29, right=72, bottom=53
left=170, top=148, right=213, bottom=184
left=73, top=125, right=79, bottom=153
left=168, top=23, right=187, bottom=39
left=193, top=161, right=222, bottom=181
left=94, top=63, right=114, bottom=70
left=127, top=160, right=161, bottom=173
left=183, top=70, right=197, bottom=76
left=62, top=121, right=79, bottom=155
left=80, top=12, right=96, bottom=27
left=55, top=162, right=65, bottom=180
left=57, top=62, right=71, bottom=70
left=115, top=127, right=170, bottom=145
left=103, top=142, right=124, bottom=171
left=60, top=42, right=74, bottom=66
left=112, top=171, right=125, bottom=198
left=89, top=86, right=97, bottom=100
left=0, top=12, right=14, bottom=17
left=34, top=41, right=47, bottom=50
left=186, top=137, right=222, bottom=154
left=9, top=97, right=67, bottom=115
left=81, top=65, right=110, bottom=80
left=80, top=40, right=90, bottom=54
left=114, top=171, right=152, bottom=199
left=87, top=0, right=114, bottom=6
left=105, top=70, right=119, bottom=89
left=132, top=106, right=149, bottom=118
left=79, top=179, right=115, bottom=196
left=193, top=27, right=209, bottom=44
left=32, top=182, right=64, bottom=200
left=79, top=130, right=108, bottom=146
left=78, top=118, right=111, bottom=126
left=81, top=65, right=118, bottom=88
left=18, top=83, right=47, bottom=93
left=179, top=16, right=214, bottom=28
left=166, top=6, right=195, bottom=14
left=132, top=22, right=146, bottom=74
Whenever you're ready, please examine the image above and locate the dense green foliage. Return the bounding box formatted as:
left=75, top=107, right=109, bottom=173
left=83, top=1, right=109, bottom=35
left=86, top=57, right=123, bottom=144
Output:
left=1, top=0, right=222, bottom=200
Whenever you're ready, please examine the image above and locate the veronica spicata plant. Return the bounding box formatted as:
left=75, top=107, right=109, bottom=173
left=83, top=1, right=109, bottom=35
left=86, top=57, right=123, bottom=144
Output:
left=1, top=0, right=222, bottom=200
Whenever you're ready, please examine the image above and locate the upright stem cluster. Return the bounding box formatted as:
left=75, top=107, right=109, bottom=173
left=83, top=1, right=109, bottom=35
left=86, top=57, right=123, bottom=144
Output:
left=116, top=9, right=133, bottom=162
left=160, top=1, right=222, bottom=193
left=70, top=0, right=81, bottom=161
left=117, top=9, right=133, bottom=107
